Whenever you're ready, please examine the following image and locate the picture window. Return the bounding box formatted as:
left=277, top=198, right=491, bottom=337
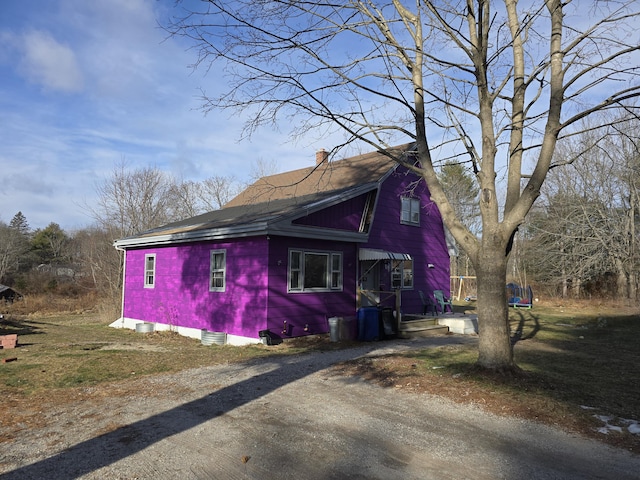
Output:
left=289, top=249, right=343, bottom=292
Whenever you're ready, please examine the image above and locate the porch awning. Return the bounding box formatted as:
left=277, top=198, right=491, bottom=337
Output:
left=358, top=248, right=412, bottom=261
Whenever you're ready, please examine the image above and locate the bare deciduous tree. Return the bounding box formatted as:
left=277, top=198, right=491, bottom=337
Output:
left=201, top=175, right=242, bottom=210
left=167, top=180, right=207, bottom=220
left=249, top=157, right=279, bottom=183
left=167, top=0, right=640, bottom=370
left=528, top=114, right=640, bottom=300
left=86, top=162, right=175, bottom=308
left=72, top=227, right=124, bottom=299
left=90, top=161, right=174, bottom=239
left=0, top=223, right=21, bottom=283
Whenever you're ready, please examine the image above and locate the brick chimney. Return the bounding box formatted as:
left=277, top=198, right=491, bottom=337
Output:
left=316, top=148, right=329, bottom=165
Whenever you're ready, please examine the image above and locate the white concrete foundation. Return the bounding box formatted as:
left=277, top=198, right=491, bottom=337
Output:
left=109, top=318, right=262, bottom=346
left=437, top=315, right=478, bottom=335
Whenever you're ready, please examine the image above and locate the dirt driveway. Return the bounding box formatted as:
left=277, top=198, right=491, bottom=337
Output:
left=2, top=336, right=640, bottom=479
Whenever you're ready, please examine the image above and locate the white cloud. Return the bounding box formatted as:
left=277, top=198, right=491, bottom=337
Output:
left=19, top=30, right=83, bottom=93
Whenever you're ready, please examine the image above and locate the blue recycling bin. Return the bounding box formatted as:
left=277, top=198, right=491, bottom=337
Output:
left=357, top=307, right=380, bottom=341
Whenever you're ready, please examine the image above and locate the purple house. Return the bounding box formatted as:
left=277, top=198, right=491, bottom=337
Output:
left=112, top=144, right=451, bottom=345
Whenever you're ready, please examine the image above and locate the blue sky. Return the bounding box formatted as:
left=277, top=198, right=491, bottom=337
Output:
left=0, top=0, right=326, bottom=231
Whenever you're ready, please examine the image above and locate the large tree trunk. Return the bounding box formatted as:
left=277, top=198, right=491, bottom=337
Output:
left=475, top=247, right=514, bottom=370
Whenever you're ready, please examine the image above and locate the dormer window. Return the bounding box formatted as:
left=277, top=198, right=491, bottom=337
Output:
left=401, top=197, right=420, bottom=225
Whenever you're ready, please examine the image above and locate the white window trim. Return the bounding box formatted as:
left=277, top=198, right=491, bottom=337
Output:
left=401, top=196, right=420, bottom=226
left=289, top=250, right=303, bottom=291
left=209, top=249, right=226, bottom=292
left=288, top=249, right=343, bottom=293
left=144, top=254, right=156, bottom=288
left=330, top=252, right=342, bottom=289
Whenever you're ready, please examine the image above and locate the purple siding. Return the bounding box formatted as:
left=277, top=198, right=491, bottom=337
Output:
left=292, top=192, right=368, bottom=230
left=123, top=238, right=269, bottom=336
left=264, top=236, right=358, bottom=337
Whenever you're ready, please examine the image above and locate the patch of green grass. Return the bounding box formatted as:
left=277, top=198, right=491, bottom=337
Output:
left=401, top=344, right=478, bottom=372
left=2, top=363, right=41, bottom=389
left=53, top=352, right=172, bottom=387
left=513, top=311, right=640, bottom=420
left=458, top=307, right=637, bottom=427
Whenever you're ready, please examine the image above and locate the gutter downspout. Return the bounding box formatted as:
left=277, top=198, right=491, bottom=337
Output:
left=115, top=245, right=126, bottom=326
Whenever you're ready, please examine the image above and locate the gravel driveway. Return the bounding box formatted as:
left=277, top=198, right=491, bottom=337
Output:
left=2, top=336, right=640, bottom=479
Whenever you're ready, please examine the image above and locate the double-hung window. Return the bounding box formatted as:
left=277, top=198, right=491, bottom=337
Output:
left=289, top=249, right=342, bottom=292
left=210, top=250, right=226, bottom=292
left=391, top=259, right=413, bottom=289
left=401, top=197, right=420, bottom=225
left=144, top=254, right=156, bottom=288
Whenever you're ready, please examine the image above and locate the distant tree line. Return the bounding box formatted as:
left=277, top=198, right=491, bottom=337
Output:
left=0, top=213, right=84, bottom=295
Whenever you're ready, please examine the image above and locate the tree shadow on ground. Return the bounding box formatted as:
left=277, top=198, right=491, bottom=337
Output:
left=510, top=311, right=540, bottom=346
left=0, top=316, right=41, bottom=337
left=0, top=347, right=367, bottom=479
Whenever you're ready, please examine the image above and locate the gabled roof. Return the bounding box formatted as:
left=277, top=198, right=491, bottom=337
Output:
left=224, top=144, right=409, bottom=208
left=0, top=284, right=21, bottom=300
left=114, top=143, right=414, bottom=248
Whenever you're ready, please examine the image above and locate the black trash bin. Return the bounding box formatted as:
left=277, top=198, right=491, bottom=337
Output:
left=380, top=307, right=397, bottom=338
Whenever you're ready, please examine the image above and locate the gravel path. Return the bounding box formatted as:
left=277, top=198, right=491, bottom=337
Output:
left=2, top=336, right=640, bottom=479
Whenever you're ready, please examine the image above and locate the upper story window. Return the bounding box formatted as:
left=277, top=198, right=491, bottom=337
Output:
left=391, top=259, right=413, bottom=289
left=401, top=197, right=420, bottom=225
left=210, top=250, right=226, bottom=292
left=289, top=249, right=343, bottom=292
left=144, top=254, right=156, bottom=288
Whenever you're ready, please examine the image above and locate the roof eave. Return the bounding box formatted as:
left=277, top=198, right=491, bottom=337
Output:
left=113, top=222, right=270, bottom=249
left=268, top=223, right=369, bottom=243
